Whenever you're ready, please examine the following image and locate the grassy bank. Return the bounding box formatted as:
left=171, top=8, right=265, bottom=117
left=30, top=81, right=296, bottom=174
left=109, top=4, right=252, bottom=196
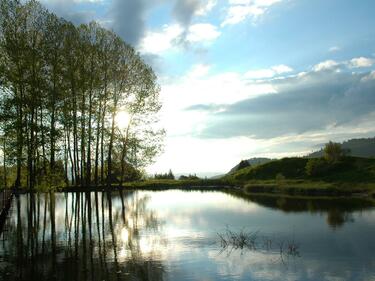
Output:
left=6, top=156, right=375, bottom=199
left=242, top=180, right=375, bottom=197
left=47, top=178, right=237, bottom=193
left=223, top=156, right=375, bottom=198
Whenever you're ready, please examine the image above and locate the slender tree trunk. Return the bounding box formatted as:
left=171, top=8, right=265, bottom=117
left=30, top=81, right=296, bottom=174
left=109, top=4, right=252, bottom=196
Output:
left=94, top=99, right=102, bottom=186
left=15, top=87, right=24, bottom=188
left=40, top=107, right=47, bottom=174
left=2, top=137, right=7, bottom=188
left=86, top=89, right=93, bottom=186
left=107, top=108, right=116, bottom=186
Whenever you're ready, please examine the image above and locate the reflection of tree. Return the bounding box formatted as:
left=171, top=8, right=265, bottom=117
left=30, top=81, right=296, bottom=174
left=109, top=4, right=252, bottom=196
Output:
left=226, top=190, right=374, bottom=229
left=326, top=209, right=353, bottom=229
left=0, top=191, right=165, bottom=281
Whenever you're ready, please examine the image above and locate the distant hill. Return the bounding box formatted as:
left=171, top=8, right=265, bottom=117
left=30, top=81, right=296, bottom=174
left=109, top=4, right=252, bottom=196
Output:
left=308, top=137, right=375, bottom=158
left=225, top=156, right=375, bottom=183
left=210, top=157, right=274, bottom=179
left=228, top=157, right=274, bottom=174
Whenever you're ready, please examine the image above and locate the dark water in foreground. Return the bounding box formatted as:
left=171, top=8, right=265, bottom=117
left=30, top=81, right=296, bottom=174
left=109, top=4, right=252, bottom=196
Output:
left=0, top=190, right=375, bottom=281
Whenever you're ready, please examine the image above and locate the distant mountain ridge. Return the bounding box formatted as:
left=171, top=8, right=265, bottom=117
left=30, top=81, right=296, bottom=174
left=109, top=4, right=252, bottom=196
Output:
left=308, top=137, right=375, bottom=158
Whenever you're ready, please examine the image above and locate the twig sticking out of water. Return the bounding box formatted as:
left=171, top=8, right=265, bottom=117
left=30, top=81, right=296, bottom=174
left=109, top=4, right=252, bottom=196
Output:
left=217, top=227, right=258, bottom=250
left=217, top=227, right=300, bottom=265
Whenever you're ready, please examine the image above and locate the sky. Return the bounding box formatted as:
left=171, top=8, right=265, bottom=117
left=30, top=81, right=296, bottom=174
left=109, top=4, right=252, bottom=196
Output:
left=40, top=0, right=375, bottom=176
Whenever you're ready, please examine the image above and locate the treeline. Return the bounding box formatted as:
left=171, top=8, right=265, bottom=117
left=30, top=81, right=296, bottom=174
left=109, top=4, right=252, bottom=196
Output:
left=0, top=0, right=164, bottom=189
left=154, top=170, right=175, bottom=180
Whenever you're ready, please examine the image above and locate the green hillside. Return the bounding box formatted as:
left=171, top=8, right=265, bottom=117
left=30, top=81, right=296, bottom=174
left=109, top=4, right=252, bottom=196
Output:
left=308, top=137, right=375, bottom=158
left=226, top=156, right=375, bottom=183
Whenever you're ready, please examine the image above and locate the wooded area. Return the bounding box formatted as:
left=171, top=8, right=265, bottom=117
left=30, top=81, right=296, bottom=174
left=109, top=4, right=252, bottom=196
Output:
left=0, top=0, right=164, bottom=189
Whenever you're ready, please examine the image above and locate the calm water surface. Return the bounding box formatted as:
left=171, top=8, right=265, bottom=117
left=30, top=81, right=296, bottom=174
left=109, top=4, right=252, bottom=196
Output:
left=0, top=190, right=375, bottom=281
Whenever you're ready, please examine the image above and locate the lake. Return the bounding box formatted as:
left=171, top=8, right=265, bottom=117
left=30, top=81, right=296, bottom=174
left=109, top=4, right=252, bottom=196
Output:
left=0, top=190, right=375, bottom=281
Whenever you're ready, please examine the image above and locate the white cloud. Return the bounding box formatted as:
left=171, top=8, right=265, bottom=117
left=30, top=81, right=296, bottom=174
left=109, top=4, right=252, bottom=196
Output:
left=140, top=24, right=184, bottom=54
left=157, top=64, right=276, bottom=143
left=348, top=57, right=374, bottom=68
left=329, top=46, right=340, bottom=52
left=222, top=0, right=283, bottom=26
left=149, top=59, right=375, bottom=174
left=312, top=60, right=339, bottom=72
left=361, top=71, right=375, bottom=82
left=186, top=64, right=211, bottom=79
left=140, top=23, right=221, bottom=54
left=195, top=0, right=217, bottom=16
left=244, top=64, right=293, bottom=79
left=186, top=23, right=221, bottom=43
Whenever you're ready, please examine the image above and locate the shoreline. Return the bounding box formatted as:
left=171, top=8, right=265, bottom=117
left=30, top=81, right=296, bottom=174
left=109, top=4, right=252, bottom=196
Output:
left=6, top=179, right=375, bottom=199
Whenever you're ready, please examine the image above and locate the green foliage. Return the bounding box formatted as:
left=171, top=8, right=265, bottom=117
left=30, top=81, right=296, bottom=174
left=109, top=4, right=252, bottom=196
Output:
left=227, top=155, right=375, bottom=184
left=179, top=174, right=200, bottom=180
left=275, top=173, right=286, bottom=182
left=305, top=158, right=330, bottom=177
left=0, top=0, right=163, bottom=189
left=229, top=158, right=308, bottom=181
left=324, top=141, right=344, bottom=163
left=154, top=169, right=175, bottom=180
left=237, top=160, right=251, bottom=170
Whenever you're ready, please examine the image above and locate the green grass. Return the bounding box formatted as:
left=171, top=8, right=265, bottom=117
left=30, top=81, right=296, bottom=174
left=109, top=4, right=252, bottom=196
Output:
left=226, top=156, right=375, bottom=182
left=223, top=156, right=375, bottom=197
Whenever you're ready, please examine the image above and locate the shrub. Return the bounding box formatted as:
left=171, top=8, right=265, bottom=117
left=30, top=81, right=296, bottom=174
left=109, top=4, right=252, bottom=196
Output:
left=324, top=141, right=344, bottom=163
left=237, top=160, right=250, bottom=170
left=305, top=158, right=330, bottom=177
left=275, top=173, right=286, bottom=182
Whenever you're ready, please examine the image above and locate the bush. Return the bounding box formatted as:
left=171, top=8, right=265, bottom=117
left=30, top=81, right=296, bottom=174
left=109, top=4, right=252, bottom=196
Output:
left=179, top=174, right=199, bottom=180
left=237, top=160, right=250, bottom=170
left=305, top=158, right=330, bottom=177
left=275, top=173, right=286, bottom=182
left=324, top=141, right=344, bottom=163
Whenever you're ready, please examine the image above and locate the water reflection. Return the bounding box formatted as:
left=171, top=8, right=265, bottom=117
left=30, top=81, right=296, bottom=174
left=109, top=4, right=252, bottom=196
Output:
left=0, top=190, right=375, bottom=281
left=227, top=190, right=374, bottom=229
left=0, top=191, right=165, bottom=281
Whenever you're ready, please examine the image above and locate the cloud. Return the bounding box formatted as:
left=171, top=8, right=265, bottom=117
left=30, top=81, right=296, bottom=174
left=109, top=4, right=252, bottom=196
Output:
left=361, top=71, right=375, bottom=82
left=40, top=0, right=99, bottom=24
left=140, top=24, right=184, bottom=54
left=169, top=0, right=219, bottom=49
left=244, top=64, right=293, bottom=79
left=222, top=0, right=283, bottom=26
left=348, top=57, right=374, bottom=68
left=187, top=67, right=375, bottom=139
left=173, top=0, right=217, bottom=26
left=110, top=0, right=148, bottom=46
left=312, top=60, right=339, bottom=72
left=329, top=46, right=340, bottom=52
left=140, top=23, right=221, bottom=54
left=186, top=23, right=221, bottom=43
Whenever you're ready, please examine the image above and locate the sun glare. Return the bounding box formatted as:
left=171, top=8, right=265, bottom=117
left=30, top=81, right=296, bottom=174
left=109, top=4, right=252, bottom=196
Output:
left=117, top=110, right=131, bottom=130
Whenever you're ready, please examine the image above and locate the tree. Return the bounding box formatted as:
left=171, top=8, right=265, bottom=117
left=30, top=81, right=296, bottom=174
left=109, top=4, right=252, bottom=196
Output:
left=0, top=0, right=164, bottom=189
left=305, top=158, right=329, bottom=177
left=324, top=141, right=344, bottom=163
left=237, top=160, right=250, bottom=171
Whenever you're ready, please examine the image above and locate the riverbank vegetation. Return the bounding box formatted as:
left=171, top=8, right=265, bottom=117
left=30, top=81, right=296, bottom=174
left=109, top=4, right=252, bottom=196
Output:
left=0, top=0, right=164, bottom=190
left=224, top=142, right=375, bottom=197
